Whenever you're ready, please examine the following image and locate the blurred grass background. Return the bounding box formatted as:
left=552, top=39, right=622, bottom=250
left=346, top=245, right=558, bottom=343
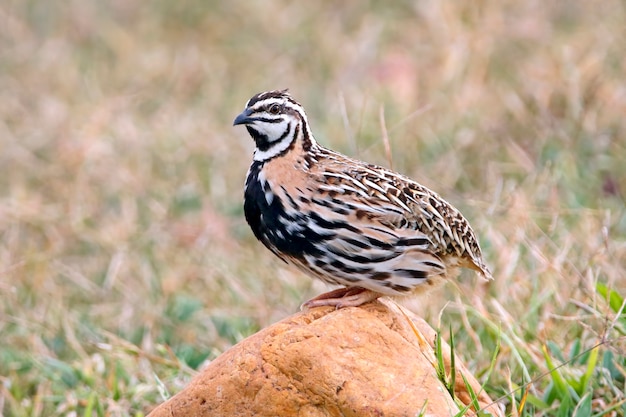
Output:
left=1, top=1, right=625, bottom=415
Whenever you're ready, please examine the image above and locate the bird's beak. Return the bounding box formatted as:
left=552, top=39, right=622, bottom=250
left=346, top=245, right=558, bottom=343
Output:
left=233, top=108, right=253, bottom=126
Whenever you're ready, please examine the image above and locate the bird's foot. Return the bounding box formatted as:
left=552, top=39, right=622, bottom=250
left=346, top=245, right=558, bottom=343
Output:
left=301, top=287, right=380, bottom=310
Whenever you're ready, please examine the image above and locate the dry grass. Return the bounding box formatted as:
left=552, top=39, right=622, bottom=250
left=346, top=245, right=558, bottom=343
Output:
left=1, top=1, right=625, bottom=415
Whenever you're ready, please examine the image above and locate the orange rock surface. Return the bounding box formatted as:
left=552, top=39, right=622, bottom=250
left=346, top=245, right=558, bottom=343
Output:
left=148, top=299, right=503, bottom=416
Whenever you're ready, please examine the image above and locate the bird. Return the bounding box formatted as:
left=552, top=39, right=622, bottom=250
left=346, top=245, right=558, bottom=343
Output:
left=233, top=89, right=493, bottom=309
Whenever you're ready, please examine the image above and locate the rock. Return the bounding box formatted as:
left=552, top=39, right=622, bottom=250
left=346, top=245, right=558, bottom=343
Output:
left=148, top=299, right=504, bottom=417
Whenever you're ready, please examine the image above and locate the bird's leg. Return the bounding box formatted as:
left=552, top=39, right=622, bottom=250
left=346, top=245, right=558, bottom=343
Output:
left=302, top=287, right=381, bottom=310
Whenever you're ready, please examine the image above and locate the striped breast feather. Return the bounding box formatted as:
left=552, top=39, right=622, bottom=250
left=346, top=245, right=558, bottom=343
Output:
left=310, top=207, right=447, bottom=294
left=270, top=184, right=448, bottom=295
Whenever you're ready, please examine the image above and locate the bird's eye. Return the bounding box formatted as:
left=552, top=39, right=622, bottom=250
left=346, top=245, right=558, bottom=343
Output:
left=268, top=104, right=281, bottom=114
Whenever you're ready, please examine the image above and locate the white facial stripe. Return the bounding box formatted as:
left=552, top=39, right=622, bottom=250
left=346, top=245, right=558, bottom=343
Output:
left=251, top=97, right=283, bottom=109
left=254, top=132, right=294, bottom=161
left=256, top=120, right=290, bottom=142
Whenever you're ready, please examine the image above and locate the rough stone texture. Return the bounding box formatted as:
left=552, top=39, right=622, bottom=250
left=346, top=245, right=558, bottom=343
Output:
left=148, top=299, right=504, bottom=417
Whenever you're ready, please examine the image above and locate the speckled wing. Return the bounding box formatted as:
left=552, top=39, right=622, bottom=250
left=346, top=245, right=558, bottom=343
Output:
left=295, top=157, right=493, bottom=291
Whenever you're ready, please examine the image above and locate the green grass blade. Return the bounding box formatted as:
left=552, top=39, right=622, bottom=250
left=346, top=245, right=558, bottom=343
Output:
left=572, top=392, right=592, bottom=417
left=579, top=345, right=600, bottom=396
left=449, top=324, right=456, bottom=401
left=83, top=391, right=97, bottom=417
left=542, top=344, right=570, bottom=401
left=596, top=282, right=625, bottom=314
left=435, top=328, right=447, bottom=389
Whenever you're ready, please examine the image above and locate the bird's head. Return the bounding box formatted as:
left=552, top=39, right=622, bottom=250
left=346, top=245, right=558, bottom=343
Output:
left=233, top=89, right=315, bottom=161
